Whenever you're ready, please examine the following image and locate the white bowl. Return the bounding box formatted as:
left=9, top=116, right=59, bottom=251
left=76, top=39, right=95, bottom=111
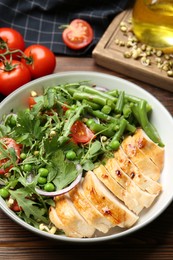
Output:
left=0, top=71, right=173, bottom=243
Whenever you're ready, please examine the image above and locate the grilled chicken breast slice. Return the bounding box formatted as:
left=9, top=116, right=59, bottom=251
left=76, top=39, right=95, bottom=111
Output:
left=105, top=158, right=157, bottom=208
left=49, top=206, right=75, bottom=237
left=69, top=183, right=113, bottom=233
left=114, top=147, right=162, bottom=195
left=132, top=128, right=164, bottom=171
left=53, top=194, right=95, bottom=238
left=121, top=135, right=160, bottom=181
left=82, top=171, right=139, bottom=228
left=93, top=164, right=143, bottom=214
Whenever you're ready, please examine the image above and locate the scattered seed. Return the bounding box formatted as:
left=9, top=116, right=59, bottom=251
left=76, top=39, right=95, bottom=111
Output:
left=116, top=18, right=173, bottom=78
left=30, top=90, right=37, bottom=97
left=115, top=39, right=120, bottom=45
left=124, top=51, right=132, bottom=58
left=141, top=57, right=151, bottom=66
left=156, top=50, right=163, bottom=57
left=167, top=70, right=173, bottom=77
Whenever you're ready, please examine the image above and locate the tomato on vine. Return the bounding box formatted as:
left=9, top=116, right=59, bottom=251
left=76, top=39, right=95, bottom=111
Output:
left=22, top=44, right=56, bottom=79
left=61, top=19, right=94, bottom=50
left=0, top=27, right=25, bottom=59
left=0, top=60, right=31, bottom=96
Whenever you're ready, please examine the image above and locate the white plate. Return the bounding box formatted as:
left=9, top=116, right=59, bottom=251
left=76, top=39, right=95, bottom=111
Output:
left=0, top=71, right=173, bottom=243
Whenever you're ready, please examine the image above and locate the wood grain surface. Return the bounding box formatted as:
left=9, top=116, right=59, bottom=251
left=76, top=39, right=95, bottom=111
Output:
left=1, top=56, right=173, bottom=260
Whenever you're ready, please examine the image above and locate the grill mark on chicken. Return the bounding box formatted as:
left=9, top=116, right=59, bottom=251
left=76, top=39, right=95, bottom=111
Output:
left=121, top=135, right=160, bottom=181
left=105, top=158, right=157, bottom=209
left=132, top=128, right=164, bottom=171
left=114, top=147, right=162, bottom=195
left=94, top=164, right=143, bottom=214
left=82, top=171, right=139, bottom=228
left=69, top=183, right=113, bottom=233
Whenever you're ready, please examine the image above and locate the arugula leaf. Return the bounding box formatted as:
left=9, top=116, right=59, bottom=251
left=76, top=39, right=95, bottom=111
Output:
left=10, top=187, right=49, bottom=224
left=47, top=150, right=78, bottom=190
left=82, top=160, right=95, bottom=171
left=0, top=143, right=17, bottom=169
left=81, top=140, right=102, bottom=163
left=13, top=110, right=43, bottom=146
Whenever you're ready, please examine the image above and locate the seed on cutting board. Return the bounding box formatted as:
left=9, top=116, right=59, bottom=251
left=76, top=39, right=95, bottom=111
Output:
left=124, top=51, right=132, bottom=58
left=167, top=70, right=173, bottom=77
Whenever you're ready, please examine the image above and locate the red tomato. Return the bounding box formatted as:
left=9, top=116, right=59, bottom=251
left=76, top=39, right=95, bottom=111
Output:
left=71, top=120, right=95, bottom=143
left=0, top=138, right=21, bottom=174
left=62, top=19, right=94, bottom=50
left=10, top=200, right=22, bottom=212
left=28, top=96, right=37, bottom=109
left=62, top=102, right=69, bottom=112
left=0, top=60, right=31, bottom=96
left=22, top=44, right=56, bottom=79
left=0, top=28, right=25, bottom=59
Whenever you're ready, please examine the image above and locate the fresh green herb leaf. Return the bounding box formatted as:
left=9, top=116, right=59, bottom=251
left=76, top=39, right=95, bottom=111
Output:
left=10, top=188, right=49, bottom=223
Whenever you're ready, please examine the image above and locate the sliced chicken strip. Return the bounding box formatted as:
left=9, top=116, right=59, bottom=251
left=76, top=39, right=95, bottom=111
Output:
left=69, top=183, right=113, bottom=233
left=132, top=128, right=164, bottom=171
left=114, top=147, right=162, bottom=195
left=93, top=164, right=143, bottom=214
left=121, top=135, right=160, bottom=181
left=82, top=171, right=139, bottom=228
left=53, top=194, right=95, bottom=238
left=105, top=158, right=157, bottom=208
left=49, top=206, right=76, bottom=237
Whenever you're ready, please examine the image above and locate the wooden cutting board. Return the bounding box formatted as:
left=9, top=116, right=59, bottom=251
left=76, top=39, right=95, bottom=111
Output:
left=92, top=9, right=173, bottom=92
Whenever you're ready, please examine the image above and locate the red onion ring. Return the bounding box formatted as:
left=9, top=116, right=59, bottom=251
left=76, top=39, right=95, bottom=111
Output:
left=93, top=86, right=108, bottom=92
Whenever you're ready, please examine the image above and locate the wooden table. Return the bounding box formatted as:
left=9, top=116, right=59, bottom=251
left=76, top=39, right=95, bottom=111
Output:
left=0, top=56, right=173, bottom=260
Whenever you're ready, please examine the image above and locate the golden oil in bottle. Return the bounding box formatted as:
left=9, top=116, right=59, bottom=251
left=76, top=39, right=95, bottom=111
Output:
left=132, top=0, right=173, bottom=52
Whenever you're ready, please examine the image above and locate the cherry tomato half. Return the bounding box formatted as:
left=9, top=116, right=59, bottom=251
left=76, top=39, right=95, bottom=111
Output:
left=0, top=27, right=25, bottom=59
left=28, top=96, right=37, bottom=109
left=22, top=44, right=56, bottom=79
left=10, top=199, right=22, bottom=212
left=62, top=19, right=94, bottom=50
left=71, top=120, right=96, bottom=143
left=0, top=60, right=31, bottom=96
left=0, top=137, right=21, bottom=174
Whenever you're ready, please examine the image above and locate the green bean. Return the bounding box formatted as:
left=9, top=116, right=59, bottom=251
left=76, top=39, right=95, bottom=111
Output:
left=106, top=89, right=119, bottom=97
left=125, top=94, right=152, bottom=113
left=78, top=85, right=117, bottom=102
left=63, top=82, right=81, bottom=88
left=138, top=100, right=164, bottom=147
left=107, top=118, right=127, bottom=150
left=73, top=91, right=108, bottom=106
left=88, top=122, right=116, bottom=137
left=123, top=103, right=132, bottom=118
left=115, top=91, right=125, bottom=113
left=101, top=105, right=112, bottom=115
left=65, top=87, right=77, bottom=95
left=111, top=118, right=127, bottom=142
left=108, top=90, right=152, bottom=113
left=88, top=110, right=118, bottom=123
left=82, top=99, right=101, bottom=110
left=126, top=122, right=136, bottom=133
left=131, top=104, right=141, bottom=123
